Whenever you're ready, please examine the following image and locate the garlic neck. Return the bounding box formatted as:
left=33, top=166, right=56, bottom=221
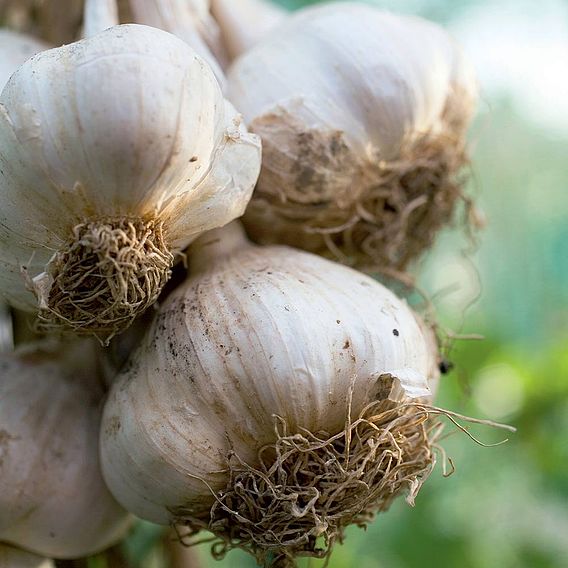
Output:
left=83, top=0, right=119, bottom=38
left=189, top=221, right=250, bottom=273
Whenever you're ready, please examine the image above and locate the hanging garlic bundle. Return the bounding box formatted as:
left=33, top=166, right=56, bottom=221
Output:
left=211, top=0, right=287, bottom=61
left=0, top=545, right=53, bottom=568
left=0, top=23, right=261, bottom=340
left=0, top=29, right=48, bottom=89
left=226, top=2, right=478, bottom=275
left=0, top=343, right=131, bottom=558
left=101, top=222, right=441, bottom=564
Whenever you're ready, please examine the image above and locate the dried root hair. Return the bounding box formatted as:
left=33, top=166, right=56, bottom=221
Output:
left=32, top=218, right=173, bottom=344
left=170, top=366, right=515, bottom=568
left=172, top=385, right=512, bottom=568
left=244, top=93, right=481, bottom=282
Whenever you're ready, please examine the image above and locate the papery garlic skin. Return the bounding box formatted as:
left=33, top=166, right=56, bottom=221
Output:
left=0, top=545, right=53, bottom=568
left=0, top=345, right=131, bottom=558
left=101, top=222, right=433, bottom=525
left=227, top=2, right=478, bottom=272
left=0, top=29, right=48, bottom=90
left=211, top=0, right=287, bottom=60
left=0, top=24, right=261, bottom=338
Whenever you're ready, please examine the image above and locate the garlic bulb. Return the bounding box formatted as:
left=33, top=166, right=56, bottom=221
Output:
left=0, top=343, right=131, bottom=558
left=0, top=24, right=261, bottom=340
left=0, top=29, right=48, bottom=90
left=0, top=545, right=53, bottom=568
left=211, top=0, right=287, bottom=60
left=129, top=0, right=228, bottom=82
left=227, top=2, right=478, bottom=274
left=101, top=222, right=439, bottom=563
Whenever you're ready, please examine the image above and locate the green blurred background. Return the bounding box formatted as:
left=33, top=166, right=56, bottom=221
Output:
left=116, top=0, right=568, bottom=566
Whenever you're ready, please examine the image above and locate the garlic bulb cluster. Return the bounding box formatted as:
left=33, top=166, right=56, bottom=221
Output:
left=227, top=2, right=478, bottom=274
left=0, top=545, right=53, bottom=568
left=0, top=343, right=131, bottom=558
left=0, top=23, right=261, bottom=340
left=0, top=29, right=48, bottom=89
left=101, top=222, right=439, bottom=562
left=211, top=0, right=287, bottom=61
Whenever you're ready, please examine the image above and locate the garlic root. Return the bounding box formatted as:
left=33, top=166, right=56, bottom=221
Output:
left=33, top=218, right=173, bottom=342
left=174, top=381, right=440, bottom=566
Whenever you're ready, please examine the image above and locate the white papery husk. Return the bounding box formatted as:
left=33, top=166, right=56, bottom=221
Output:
left=227, top=2, right=478, bottom=276
left=0, top=24, right=260, bottom=340
left=0, top=545, right=53, bottom=568
left=101, top=222, right=441, bottom=564
left=0, top=341, right=131, bottom=558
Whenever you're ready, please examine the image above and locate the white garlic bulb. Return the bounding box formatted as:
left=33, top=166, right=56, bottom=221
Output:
left=0, top=343, right=131, bottom=558
left=211, top=0, right=287, bottom=60
left=0, top=29, right=48, bottom=90
left=227, top=2, right=478, bottom=273
left=0, top=545, right=53, bottom=568
left=0, top=24, right=261, bottom=340
left=101, top=222, right=437, bottom=563
left=129, top=0, right=228, bottom=82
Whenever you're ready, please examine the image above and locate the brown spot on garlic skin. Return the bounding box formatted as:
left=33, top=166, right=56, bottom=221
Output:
left=0, top=429, right=20, bottom=467
left=104, top=417, right=122, bottom=438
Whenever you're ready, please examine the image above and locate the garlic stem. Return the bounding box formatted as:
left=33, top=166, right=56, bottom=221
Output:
left=129, top=0, right=226, bottom=87
left=211, top=0, right=287, bottom=60
left=189, top=221, right=250, bottom=274
left=83, top=0, right=120, bottom=38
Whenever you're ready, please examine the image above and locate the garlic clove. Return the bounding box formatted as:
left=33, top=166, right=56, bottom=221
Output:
left=0, top=24, right=261, bottom=339
left=0, top=342, right=131, bottom=558
left=101, top=223, right=437, bottom=528
left=226, top=3, right=478, bottom=274
left=210, top=0, right=288, bottom=61
left=0, top=545, right=53, bottom=568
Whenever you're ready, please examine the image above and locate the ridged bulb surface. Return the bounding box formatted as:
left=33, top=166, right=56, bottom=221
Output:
left=101, top=223, right=434, bottom=525
left=0, top=24, right=260, bottom=336
left=227, top=2, right=478, bottom=271
left=0, top=346, right=131, bottom=558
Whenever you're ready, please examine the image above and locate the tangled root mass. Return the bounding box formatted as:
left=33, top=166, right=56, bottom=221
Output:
left=173, top=395, right=444, bottom=567
left=35, top=218, right=173, bottom=343
left=244, top=102, right=480, bottom=280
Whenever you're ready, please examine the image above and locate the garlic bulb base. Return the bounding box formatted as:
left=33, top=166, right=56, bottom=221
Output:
left=33, top=218, right=173, bottom=343
left=244, top=113, right=473, bottom=274
left=172, top=380, right=439, bottom=566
